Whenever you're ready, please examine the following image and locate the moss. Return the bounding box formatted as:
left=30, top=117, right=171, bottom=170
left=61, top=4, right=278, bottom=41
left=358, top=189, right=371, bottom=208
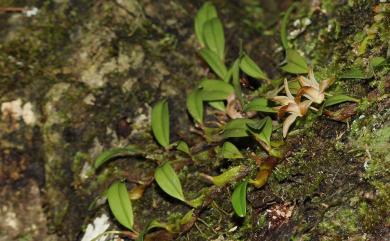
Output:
left=318, top=208, right=360, bottom=238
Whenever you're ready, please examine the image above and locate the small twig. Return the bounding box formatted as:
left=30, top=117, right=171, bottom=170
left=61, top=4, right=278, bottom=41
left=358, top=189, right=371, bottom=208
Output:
left=0, top=7, right=25, bottom=13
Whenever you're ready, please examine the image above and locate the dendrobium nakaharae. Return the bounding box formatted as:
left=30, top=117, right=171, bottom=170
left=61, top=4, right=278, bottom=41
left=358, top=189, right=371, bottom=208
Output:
left=272, top=79, right=312, bottom=137
left=296, top=68, right=331, bottom=104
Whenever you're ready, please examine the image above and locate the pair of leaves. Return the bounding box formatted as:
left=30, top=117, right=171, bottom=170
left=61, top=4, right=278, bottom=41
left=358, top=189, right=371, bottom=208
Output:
left=244, top=98, right=277, bottom=113
left=187, top=80, right=234, bottom=123
left=152, top=100, right=170, bottom=148
left=323, top=94, right=359, bottom=107
left=231, top=181, right=247, bottom=217
left=94, top=146, right=141, bottom=170
left=239, top=55, right=268, bottom=80
left=155, top=162, right=186, bottom=202
left=195, top=2, right=225, bottom=60
left=223, top=117, right=273, bottom=148
left=107, top=182, right=134, bottom=231
left=222, top=142, right=243, bottom=159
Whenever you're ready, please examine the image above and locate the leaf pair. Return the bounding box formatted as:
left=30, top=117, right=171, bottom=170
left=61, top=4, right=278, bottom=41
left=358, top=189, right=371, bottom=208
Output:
left=223, top=117, right=273, bottom=147
left=195, top=2, right=225, bottom=61
left=187, top=80, right=234, bottom=123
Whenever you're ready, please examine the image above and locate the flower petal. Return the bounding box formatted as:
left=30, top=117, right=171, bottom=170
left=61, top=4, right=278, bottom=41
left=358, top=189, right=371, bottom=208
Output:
left=284, top=78, right=294, bottom=100
left=319, top=78, right=331, bottom=92
left=298, top=76, right=312, bottom=87
left=299, top=100, right=312, bottom=115
left=283, top=114, right=298, bottom=138
left=272, top=96, right=294, bottom=105
left=308, top=68, right=319, bottom=89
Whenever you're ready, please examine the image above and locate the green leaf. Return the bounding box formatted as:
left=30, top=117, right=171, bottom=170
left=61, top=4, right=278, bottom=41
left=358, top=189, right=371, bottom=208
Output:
left=231, top=181, right=247, bottom=217
left=107, top=182, right=134, bottom=230
left=199, top=48, right=228, bottom=80
left=324, top=95, right=359, bottom=107
left=200, top=90, right=231, bottom=101
left=246, top=117, right=268, bottom=130
left=280, top=3, right=297, bottom=50
left=203, top=18, right=225, bottom=60
left=222, top=142, right=243, bottom=159
left=208, top=101, right=225, bottom=111
left=194, top=2, right=217, bottom=47
left=94, top=146, right=141, bottom=170
left=155, top=162, right=185, bottom=202
left=212, top=165, right=243, bottom=186
left=223, top=118, right=254, bottom=138
left=239, top=55, right=268, bottom=80
left=244, top=98, right=277, bottom=113
left=232, top=59, right=243, bottom=104
left=339, top=67, right=372, bottom=79
left=176, top=141, right=190, bottom=155
left=281, top=49, right=308, bottom=74
left=152, top=100, right=170, bottom=148
left=199, top=79, right=234, bottom=94
left=256, top=117, right=272, bottom=147
left=187, top=89, right=203, bottom=123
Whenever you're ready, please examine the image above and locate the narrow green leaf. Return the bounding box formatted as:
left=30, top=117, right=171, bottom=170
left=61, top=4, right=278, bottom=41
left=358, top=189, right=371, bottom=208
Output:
left=152, top=100, right=170, bottom=148
left=187, top=89, right=203, bottom=123
left=223, top=118, right=254, bottom=138
left=231, top=181, right=247, bottom=217
left=194, top=2, right=217, bottom=47
left=324, top=95, right=359, bottom=107
left=107, top=182, right=134, bottom=230
left=176, top=141, right=190, bottom=155
left=199, top=79, right=234, bottom=94
left=94, top=146, right=141, bottom=169
left=199, top=48, right=228, bottom=79
left=222, top=142, right=243, bottom=159
left=239, top=55, right=268, bottom=80
left=203, top=18, right=225, bottom=60
left=280, top=3, right=297, bottom=50
left=232, top=59, right=243, bottom=104
left=244, top=98, right=277, bottom=113
left=339, top=67, right=372, bottom=79
left=281, top=49, right=308, bottom=74
left=257, top=117, right=272, bottom=147
left=155, top=162, right=185, bottom=202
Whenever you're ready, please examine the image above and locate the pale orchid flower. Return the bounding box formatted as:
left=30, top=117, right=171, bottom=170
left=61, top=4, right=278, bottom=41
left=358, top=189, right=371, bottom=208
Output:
left=297, top=68, right=331, bottom=104
left=272, top=79, right=312, bottom=137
